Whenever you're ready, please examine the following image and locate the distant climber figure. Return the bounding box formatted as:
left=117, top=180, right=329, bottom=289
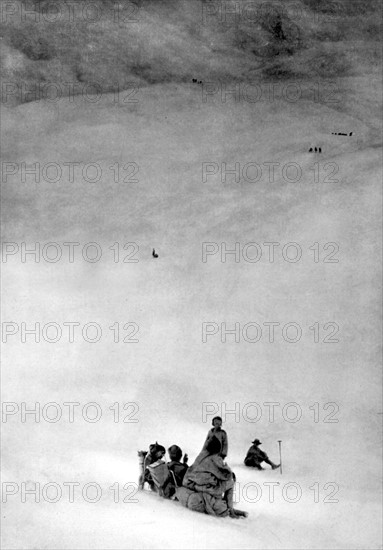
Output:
left=244, top=439, right=280, bottom=470
left=152, top=249, right=158, bottom=258
left=273, top=14, right=286, bottom=41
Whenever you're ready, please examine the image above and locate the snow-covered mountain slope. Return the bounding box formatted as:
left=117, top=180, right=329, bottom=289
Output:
left=2, top=75, right=381, bottom=548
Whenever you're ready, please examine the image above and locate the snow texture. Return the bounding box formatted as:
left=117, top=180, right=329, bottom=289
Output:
left=1, top=1, right=382, bottom=548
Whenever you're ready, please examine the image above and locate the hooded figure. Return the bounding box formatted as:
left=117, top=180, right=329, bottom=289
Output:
left=177, top=437, right=247, bottom=518
left=147, top=443, right=176, bottom=497
left=141, top=443, right=167, bottom=491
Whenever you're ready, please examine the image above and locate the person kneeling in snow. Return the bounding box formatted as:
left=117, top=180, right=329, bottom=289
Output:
left=176, top=436, right=247, bottom=518
left=244, top=439, right=280, bottom=470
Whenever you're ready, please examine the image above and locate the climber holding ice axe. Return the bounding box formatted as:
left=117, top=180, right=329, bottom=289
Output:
left=244, top=438, right=281, bottom=471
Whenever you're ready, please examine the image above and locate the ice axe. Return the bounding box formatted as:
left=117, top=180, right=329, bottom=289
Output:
left=278, top=440, right=282, bottom=474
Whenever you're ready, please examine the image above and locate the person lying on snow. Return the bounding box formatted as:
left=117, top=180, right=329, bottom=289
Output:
left=244, top=438, right=280, bottom=470
left=176, top=436, right=248, bottom=518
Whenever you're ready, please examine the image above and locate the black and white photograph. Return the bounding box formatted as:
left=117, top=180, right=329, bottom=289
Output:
left=1, top=0, right=382, bottom=548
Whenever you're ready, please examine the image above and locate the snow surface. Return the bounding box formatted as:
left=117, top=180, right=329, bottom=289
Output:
left=1, top=60, right=382, bottom=550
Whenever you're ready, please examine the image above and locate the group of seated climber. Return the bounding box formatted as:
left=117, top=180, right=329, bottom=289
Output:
left=138, top=416, right=280, bottom=518
left=138, top=437, right=247, bottom=518
left=138, top=443, right=189, bottom=499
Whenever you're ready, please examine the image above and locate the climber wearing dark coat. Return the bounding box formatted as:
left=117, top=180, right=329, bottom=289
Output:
left=167, top=445, right=189, bottom=488
left=244, top=439, right=280, bottom=470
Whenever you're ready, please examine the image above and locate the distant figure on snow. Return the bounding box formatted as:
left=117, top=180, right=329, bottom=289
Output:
left=202, top=416, right=228, bottom=459
left=244, top=439, right=280, bottom=470
left=273, top=14, right=286, bottom=41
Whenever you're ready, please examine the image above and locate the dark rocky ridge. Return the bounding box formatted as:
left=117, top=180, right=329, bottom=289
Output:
left=0, top=0, right=381, bottom=105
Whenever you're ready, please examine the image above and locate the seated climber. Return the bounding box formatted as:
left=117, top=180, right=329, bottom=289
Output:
left=244, top=438, right=280, bottom=470
left=176, top=436, right=247, bottom=518
left=138, top=442, right=166, bottom=490
left=148, top=444, right=190, bottom=499
left=146, top=444, right=172, bottom=496
left=139, top=443, right=189, bottom=499
left=167, top=445, right=189, bottom=488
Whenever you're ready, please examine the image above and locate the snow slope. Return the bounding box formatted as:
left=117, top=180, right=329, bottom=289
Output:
left=1, top=21, right=382, bottom=550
